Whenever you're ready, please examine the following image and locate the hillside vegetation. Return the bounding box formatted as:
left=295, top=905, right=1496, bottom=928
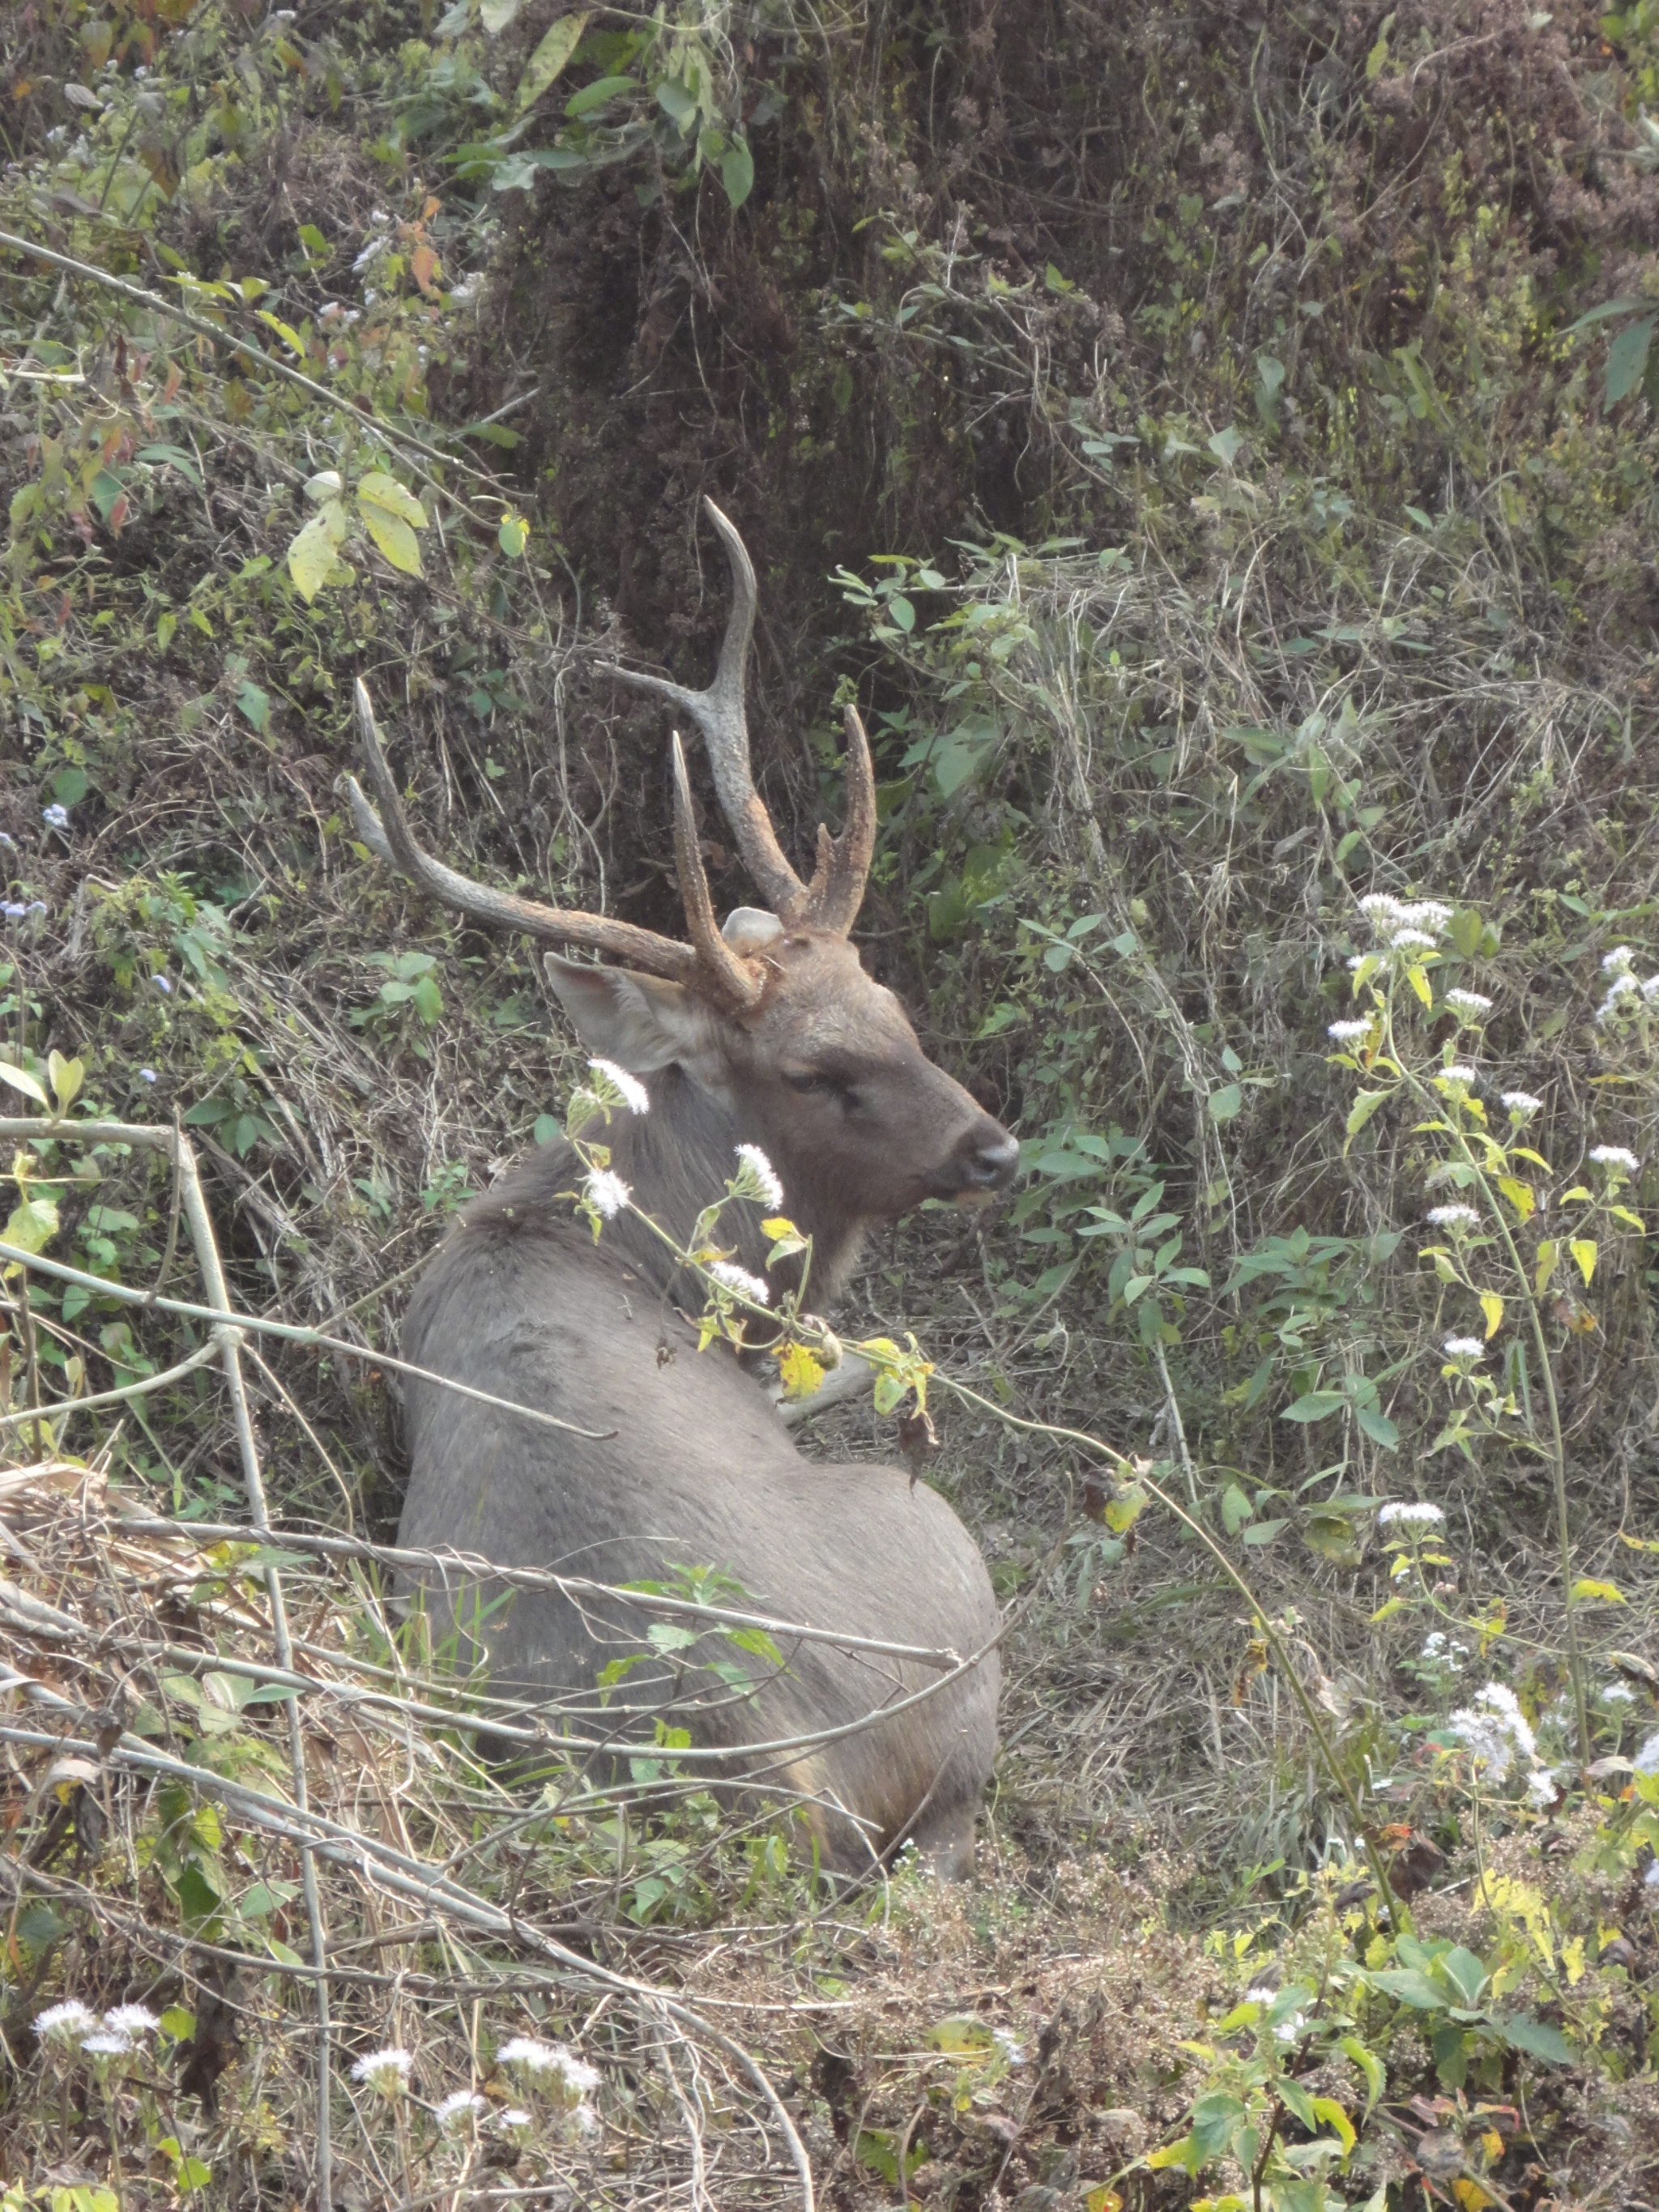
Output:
left=4, top=0, right=1659, bottom=2206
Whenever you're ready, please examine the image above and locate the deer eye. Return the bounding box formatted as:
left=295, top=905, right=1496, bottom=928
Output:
left=784, top=1068, right=857, bottom=1108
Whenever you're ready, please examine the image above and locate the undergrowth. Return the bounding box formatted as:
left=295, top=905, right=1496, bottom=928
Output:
left=5, top=0, right=1659, bottom=2204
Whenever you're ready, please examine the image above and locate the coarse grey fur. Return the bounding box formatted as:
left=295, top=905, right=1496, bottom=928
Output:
left=395, top=930, right=1014, bottom=1877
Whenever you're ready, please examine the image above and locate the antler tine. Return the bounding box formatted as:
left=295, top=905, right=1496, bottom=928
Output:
left=610, top=497, right=810, bottom=922
left=344, top=680, right=698, bottom=982
left=801, top=702, right=877, bottom=937
left=669, top=731, right=765, bottom=1011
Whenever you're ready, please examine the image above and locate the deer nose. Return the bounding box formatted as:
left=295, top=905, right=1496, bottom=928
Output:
left=957, top=1126, right=1021, bottom=1191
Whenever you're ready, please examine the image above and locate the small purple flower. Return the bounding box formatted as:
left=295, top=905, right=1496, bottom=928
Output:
left=42, top=803, right=70, bottom=832
left=154, top=975, right=171, bottom=995
left=139, top=1068, right=157, bottom=1084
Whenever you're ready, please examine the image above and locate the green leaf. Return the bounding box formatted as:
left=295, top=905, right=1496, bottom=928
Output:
left=1209, top=1081, right=1243, bottom=1123
left=1355, top=1406, right=1401, bottom=1449
left=1367, top=1967, right=1447, bottom=2010
left=1493, top=2011, right=1574, bottom=2063
left=1345, top=1089, right=1390, bottom=1142
left=719, top=134, right=755, bottom=208
left=1208, top=424, right=1244, bottom=467
left=1221, top=1483, right=1254, bottom=1533
left=566, top=74, right=638, bottom=117
left=498, top=510, right=529, bottom=556
left=515, top=10, right=590, bottom=108
left=1337, top=2033, right=1385, bottom=2110
left=0, top=1061, right=49, bottom=1107
left=887, top=593, right=915, bottom=633
left=1605, top=315, right=1656, bottom=408
left=656, top=75, right=697, bottom=128
left=480, top=0, right=522, bottom=28
left=236, top=680, right=271, bottom=735
left=1438, top=1947, right=1489, bottom=2006
left=1280, top=1390, right=1346, bottom=1423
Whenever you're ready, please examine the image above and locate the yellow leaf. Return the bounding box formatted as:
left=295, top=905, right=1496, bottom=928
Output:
left=774, top=1341, right=826, bottom=1403
left=498, top=511, right=529, bottom=557
left=286, top=510, right=342, bottom=603
left=358, top=504, right=423, bottom=579
left=1569, top=1577, right=1626, bottom=1604
left=1453, top=2180, right=1493, bottom=2210
left=0, top=1061, right=49, bottom=1108
left=411, top=241, right=439, bottom=295
left=760, top=1217, right=799, bottom=1240
left=254, top=306, right=308, bottom=358
left=516, top=9, right=591, bottom=108
left=2, top=1193, right=59, bottom=1261
left=357, top=471, right=427, bottom=530
left=1480, top=2129, right=1504, bottom=2162
left=1496, top=1175, right=1533, bottom=1221
left=1570, top=1236, right=1597, bottom=1286
left=1478, top=1292, right=1503, bottom=1339
left=1408, top=962, right=1433, bottom=1007
left=1533, top=1238, right=1559, bottom=1296
left=47, top=1051, right=83, bottom=1113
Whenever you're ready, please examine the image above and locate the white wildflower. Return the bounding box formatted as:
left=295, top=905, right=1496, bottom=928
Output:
left=583, top=1169, right=631, bottom=1219
left=1243, top=1985, right=1278, bottom=2005
left=1635, top=1730, right=1659, bottom=1777
left=1358, top=893, right=1403, bottom=921
left=1502, top=1091, right=1542, bottom=1116
left=1526, top=1769, right=1559, bottom=1810
left=552, top=2048, right=600, bottom=2095
left=1378, top=1501, right=1445, bottom=1529
left=707, top=1259, right=771, bottom=1306
left=1387, top=928, right=1438, bottom=951
left=1589, top=1144, right=1640, bottom=1172
left=1425, top=1204, right=1479, bottom=1228
left=1438, top=1063, right=1478, bottom=1085
left=733, top=1144, right=785, bottom=1208
left=34, top=2001, right=97, bottom=2044
left=572, top=2101, right=600, bottom=2134
left=1443, top=1336, right=1485, bottom=1359
left=499, top=2108, right=532, bottom=2129
left=436, top=2090, right=486, bottom=2129
left=1327, top=1019, right=1371, bottom=1042
left=497, top=2036, right=564, bottom=2073
left=1604, top=970, right=1640, bottom=999
left=1601, top=1682, right=1636, bottom=1704
left=79, top=2033, right=133, bottom=2058
left=1346, top=953, right=1369, bottom=971
left=1448, top=1681, right=1537, bottom=1782
left=1646, top=1860, right=1659, bottom=1891
left=992, top=2028, right=1026, bottom=2065
left=1443, top=988, right=1492, bottom=1015
left=1643, top=975, right=1659, bottom=1001
left=42, top=803, right=70, bottom=830
left=103, top=2005, right=159, bottom=2038
left=1397, top=901, right=1453, bottom=932
left=1273, top=2010, right=1307, bottom=2043
left=587, top=1059, right=649, bottom=1115
left=1602, top=946, right=1637, bottom=974
left=352, top=2047, right=413, bottom=2091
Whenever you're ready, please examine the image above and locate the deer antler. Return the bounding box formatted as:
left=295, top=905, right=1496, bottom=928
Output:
left=610, top=498, right=876, bottom=936
left=343, top=680, right=699, bottom=982
left=669, top=733, right=765, bottom=1011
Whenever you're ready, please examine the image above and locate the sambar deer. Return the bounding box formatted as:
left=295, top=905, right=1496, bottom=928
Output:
left=346, top=501, right=1016, bottom=1877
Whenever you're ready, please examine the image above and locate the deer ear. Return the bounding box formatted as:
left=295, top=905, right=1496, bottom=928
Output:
left=544, top=954, right=724, bottom=1083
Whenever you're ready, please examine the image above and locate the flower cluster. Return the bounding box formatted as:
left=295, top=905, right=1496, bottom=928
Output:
left=1378, top=1501, right=1445, bottom=1530
left=1447, top=1681, right=1537, bottom=1786
left=1443, top=987, right=1492, bottom=1017
left=1327, top=1018, right=1371, bottom=1043
left=706, top=1259, right=771, bottom=1306
left=352, top=2047, right=413, bottom=2095
left=1594, top=944, right=1659, bottom=1026
left=1502, top=1090, right=1542, bottom=1119
left=587, top=1059, right=650, bottom=1116
left=1588, top=1143, right=1640, bottom=1176
left=1425, top=1203, right=1479, bottom=1230
left=1442, top=1336, right=1485, bottom=1361
left=732, top=1144, right=784, bottom=1208
left=497, top=2036, right=602, bottom=2137
left=34, top=2001, right=160, bottom=2057
left=1420, top=1630, right=1469, bottom=1674
left=1357, top=893, right=1454, bottom=948
left=583, top=1168, right=632, bottom=1220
